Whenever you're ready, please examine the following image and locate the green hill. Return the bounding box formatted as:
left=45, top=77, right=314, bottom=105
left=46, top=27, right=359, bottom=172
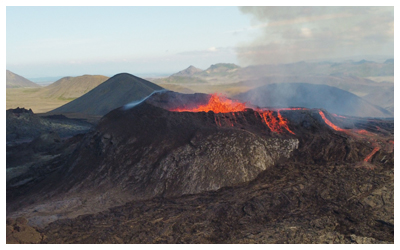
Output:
left=40, top=75, right=109, bottom=100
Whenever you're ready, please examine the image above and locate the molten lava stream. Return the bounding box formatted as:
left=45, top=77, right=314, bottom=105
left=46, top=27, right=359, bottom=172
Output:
left=318, top=110, right=345, bottom=132
left=257, top=110, right=295, bottom=135
left=318, top=110, right=386, bottom=163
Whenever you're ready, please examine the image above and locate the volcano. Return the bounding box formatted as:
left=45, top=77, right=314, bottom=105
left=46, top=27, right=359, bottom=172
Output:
left=7, top=91, right=394, bottom=243
left=49, top=73, right=164, bottom=116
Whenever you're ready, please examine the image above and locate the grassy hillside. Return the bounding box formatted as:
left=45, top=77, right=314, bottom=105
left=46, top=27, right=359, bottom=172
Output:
left=6, top=70, right=41, bottom=88
left=40, top=75, right=109, bottom=100
left=6, top=75, right=109, bottom=113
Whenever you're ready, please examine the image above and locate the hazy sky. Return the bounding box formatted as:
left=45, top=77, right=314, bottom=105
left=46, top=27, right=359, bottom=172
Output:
left=6, top=6, right=394, bottom=78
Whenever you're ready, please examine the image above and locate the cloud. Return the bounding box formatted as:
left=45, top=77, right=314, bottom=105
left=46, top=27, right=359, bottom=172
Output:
left=236, top=7, right=394, bottom=65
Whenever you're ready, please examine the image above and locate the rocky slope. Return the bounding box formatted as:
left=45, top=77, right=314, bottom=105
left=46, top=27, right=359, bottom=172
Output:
left=6, top=108, right=92, bottom=143
left=42, top=159, right=394, bottom=243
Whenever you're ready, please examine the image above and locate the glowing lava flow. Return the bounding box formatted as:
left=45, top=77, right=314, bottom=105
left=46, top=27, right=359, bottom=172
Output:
left=172, top=94, right=246, bottom=113
left=363, top=147, right=380, bottom=162
left=258, top=110, right=295, bottom=135
left=319, top=110, right=381, bottom=162
left=171, top=94, right=296, bottom=135
left=318, top=111, right=346, bottom=132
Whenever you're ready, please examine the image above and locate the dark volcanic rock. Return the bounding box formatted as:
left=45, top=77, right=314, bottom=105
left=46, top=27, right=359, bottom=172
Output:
left=7, top=102, right=300, bottom=226
left=41, top=160, right=393, bottom=244
left=6, top=107, right=92, bottom=144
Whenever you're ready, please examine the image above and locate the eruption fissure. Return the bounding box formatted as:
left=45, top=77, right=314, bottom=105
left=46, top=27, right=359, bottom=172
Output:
left=171, top=94, right=299, bottom=135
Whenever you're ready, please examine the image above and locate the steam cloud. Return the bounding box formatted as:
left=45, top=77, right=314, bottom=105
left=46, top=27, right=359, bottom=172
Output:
left=236, top=7, right=394, bottom=65
left=123, top=89, right=169, bottom=110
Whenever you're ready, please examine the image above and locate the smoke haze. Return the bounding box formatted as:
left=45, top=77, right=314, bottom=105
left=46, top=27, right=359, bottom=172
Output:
left=236, top=7, right=394, bottom=65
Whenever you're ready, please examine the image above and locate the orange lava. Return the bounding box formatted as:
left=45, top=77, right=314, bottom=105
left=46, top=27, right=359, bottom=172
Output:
left=363, top=147, right=380, bottom=162
left=171, top=93, right=297, bottom=134
left=172, top=94, right=246, bottom=113
left=318, top=111, right=346, bottom=132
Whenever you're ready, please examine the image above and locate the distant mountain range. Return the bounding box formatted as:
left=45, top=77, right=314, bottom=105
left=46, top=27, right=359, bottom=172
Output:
left=153, top=63, right=241, bottom=84
left=153, top=59, right=394, bottom=85
left=171, top=65, right=203, bottom=77
left=6, top=70, right=41, bottom=88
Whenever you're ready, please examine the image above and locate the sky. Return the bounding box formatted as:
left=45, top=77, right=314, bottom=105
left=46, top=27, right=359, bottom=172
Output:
left=6, top=6, right=256, bottom=78
left=6, top=5, right=395, bottom=79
